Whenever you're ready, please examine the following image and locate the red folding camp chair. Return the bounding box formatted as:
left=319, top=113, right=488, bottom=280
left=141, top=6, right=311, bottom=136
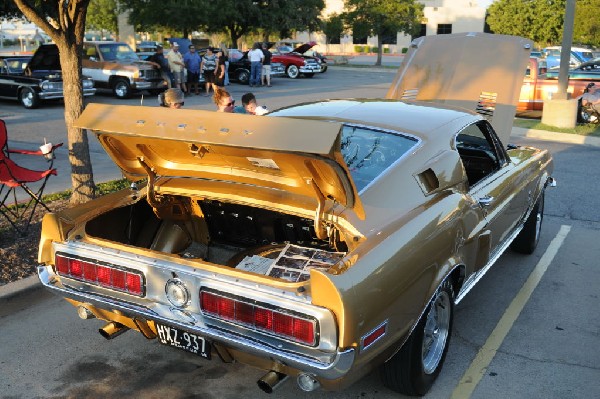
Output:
left=0, top=119, right=63, bottom=235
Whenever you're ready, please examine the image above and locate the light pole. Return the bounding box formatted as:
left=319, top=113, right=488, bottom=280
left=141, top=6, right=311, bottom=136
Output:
left=541, top=0, right=577, bottom=128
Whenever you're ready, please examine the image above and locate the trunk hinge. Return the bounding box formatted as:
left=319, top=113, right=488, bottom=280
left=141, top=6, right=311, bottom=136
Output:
left=309, top=179, right=332, bottom=241
left=137, top=156, right=170, bottom=209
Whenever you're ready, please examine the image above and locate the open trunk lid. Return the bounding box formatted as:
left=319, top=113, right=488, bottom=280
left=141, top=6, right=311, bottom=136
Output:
left=386, top=32, right=533, bottom=144
left=75, top=104, right=365, bottom=219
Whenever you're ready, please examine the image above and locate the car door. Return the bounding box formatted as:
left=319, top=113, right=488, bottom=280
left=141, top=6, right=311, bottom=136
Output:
left=0, top=59, right=18, bottom=98
left=456, top=121, right=528, bottom=262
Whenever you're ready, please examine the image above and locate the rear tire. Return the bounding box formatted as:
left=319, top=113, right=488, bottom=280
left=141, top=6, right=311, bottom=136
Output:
left=511, top=191, right=544, bottom=254
left=381, top=280, right=454, bottom=396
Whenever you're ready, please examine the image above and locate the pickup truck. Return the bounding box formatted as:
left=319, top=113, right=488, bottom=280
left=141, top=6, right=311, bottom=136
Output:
left=83, top=41, right=168, bottom=99
left=518, top=57, right=600, bottom=112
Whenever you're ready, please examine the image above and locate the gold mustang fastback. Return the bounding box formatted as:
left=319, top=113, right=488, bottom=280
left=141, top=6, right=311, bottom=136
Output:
left=37, top=33, right=555, bottom=395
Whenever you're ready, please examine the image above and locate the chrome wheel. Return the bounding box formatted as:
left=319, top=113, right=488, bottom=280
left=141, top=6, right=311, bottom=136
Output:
left=113, top=79, right=131, bottom=99
left=19, top=88, right=39, bottom=109
left=287, top=65, right=299, bottom=79
left=422, top=288, right=451, bottom=375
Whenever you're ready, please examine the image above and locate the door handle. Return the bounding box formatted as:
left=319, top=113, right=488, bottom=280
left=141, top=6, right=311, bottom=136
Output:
left=478, top=195, right=494, bottom=207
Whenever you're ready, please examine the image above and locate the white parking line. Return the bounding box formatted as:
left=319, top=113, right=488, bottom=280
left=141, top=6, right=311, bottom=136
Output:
left=451, top=224, right=571, bottom=399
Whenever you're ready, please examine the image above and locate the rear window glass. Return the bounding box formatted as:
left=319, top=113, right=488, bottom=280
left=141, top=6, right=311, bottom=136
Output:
left=341, top=125, right=418, bottom=192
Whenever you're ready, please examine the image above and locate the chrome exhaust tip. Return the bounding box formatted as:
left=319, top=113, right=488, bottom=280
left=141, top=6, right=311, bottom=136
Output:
left=297, top=373, right=320, bottom=392
left=257, top=371, right=288, bottom=393
left=99, top=322, right=129, bottom=340
left=77, top=305, right=95, bottom=320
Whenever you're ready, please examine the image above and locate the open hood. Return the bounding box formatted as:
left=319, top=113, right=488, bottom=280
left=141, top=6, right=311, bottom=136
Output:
left=26, top=44, right=61, bottom=72
left=387, top=32, right=533, bottom=144
left=75, top=104, right=365, bottom=219
left=293, top=41, right=317, bottom=55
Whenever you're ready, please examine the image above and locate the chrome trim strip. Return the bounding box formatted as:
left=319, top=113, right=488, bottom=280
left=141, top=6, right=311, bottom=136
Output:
left=38, top=265, right=355, bottom=380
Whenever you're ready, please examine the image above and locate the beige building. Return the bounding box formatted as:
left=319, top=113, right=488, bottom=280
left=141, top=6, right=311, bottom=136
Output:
left=295, top=0, right=489, bottom=54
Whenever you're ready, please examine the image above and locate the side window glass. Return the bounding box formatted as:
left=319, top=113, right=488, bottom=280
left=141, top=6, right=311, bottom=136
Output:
left=455, top=122, right=500, bottom=187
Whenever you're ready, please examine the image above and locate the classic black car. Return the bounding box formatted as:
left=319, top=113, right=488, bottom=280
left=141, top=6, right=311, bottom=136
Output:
left=227, top=49, right=285, bottom=84
left=0, top=44, right=95, bottom=109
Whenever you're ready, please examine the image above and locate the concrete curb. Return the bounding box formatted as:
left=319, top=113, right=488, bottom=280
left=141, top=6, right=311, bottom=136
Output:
left=0, top=274, right=43, bottom=302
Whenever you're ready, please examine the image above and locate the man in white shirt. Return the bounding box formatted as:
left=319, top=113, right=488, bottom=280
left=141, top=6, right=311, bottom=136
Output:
left=248, top=43, right=264, bottom=87
left=167, top=42, right=186, bottom=92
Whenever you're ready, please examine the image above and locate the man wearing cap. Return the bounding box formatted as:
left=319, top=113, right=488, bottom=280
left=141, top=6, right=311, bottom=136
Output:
left=167, top=42, right=187, bottom=93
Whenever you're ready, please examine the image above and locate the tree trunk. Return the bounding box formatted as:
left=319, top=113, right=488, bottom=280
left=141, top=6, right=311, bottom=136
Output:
left=13, top=0, right=97, bottom=205
left=375, top=37, right=383, bottom=66
left=57, top=43, right=97, bottom=204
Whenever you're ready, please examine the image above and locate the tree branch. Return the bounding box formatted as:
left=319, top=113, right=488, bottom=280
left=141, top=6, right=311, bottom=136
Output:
left=12, top=0, right=61, bottom=39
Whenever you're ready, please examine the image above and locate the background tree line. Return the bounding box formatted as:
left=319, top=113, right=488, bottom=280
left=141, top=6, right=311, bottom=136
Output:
left=486, top=0, right=600, bottom=47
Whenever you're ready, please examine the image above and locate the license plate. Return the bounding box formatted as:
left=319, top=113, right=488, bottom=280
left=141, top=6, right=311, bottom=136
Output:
left=155, top=322, right=211, bottom=359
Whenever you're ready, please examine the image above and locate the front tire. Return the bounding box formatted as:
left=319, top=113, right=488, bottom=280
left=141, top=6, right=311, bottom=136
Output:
left=286, top=65, right=299, bottom=79
left=112, top=78, right=131, bottom=99
left=381, top=280, right=454, bottom=396
left=19, top=87, right=40, bottom=109
left=511, top=191, right=544, bottom=254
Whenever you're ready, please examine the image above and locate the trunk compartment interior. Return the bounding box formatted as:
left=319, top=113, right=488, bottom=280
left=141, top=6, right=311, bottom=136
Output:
left=84, top=197, right=347, bottom=280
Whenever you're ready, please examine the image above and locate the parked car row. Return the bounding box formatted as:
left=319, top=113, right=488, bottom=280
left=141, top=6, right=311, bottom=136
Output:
left=0, top=44, right=95, bottom=109
left=0, top=41, right=328, bottom=108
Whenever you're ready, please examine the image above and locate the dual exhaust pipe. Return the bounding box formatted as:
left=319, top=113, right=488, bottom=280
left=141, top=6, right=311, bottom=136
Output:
left=99, top=321, right=129, bottom=340
left=257, top=371, right=320, bottom=393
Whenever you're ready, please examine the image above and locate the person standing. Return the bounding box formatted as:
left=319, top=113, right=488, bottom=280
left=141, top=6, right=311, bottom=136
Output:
left=148, top=44, right=172, bottom=89
left=167, top=42, right=186, bottom=93
left=222, top=48, right=230, bottom=86
left=200, top=47, right=218, bottom=96
left=184, top=44, right=201, bottom=95
left=261, top=43, right=272, bottom=87
left=215, top=50, right=226, bottom=88
left=248, top=43, right=264, bottom=87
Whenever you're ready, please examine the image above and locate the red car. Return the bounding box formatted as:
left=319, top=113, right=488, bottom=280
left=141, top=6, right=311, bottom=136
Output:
left=269, top=41, right=322, bottom=79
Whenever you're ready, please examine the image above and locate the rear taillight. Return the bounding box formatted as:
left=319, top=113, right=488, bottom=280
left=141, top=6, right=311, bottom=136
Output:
left=54, top=253, right=144, bottom=296
left=200, top=290, right=317, bottom=346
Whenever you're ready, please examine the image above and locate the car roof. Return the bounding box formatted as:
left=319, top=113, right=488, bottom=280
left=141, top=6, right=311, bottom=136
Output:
left=269, top=99, right=480, bottom=142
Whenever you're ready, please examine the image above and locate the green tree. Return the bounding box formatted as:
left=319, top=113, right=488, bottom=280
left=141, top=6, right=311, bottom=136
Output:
left=87, top=0, right=118, bottom=34
left=342, top=0, right=423, bottom=66
left=487, top=0, right=565, bottom=47
left=258, top=0, right=324, bottom=41
left=573, top=0, right=600, bottom=46
left=203, top=0, right=262, bottom=47
left=123, top=0, right=208, bottom=38
left=9, top=0, right=96, bottom=204
left=322, top=13, right=345, bottom=45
